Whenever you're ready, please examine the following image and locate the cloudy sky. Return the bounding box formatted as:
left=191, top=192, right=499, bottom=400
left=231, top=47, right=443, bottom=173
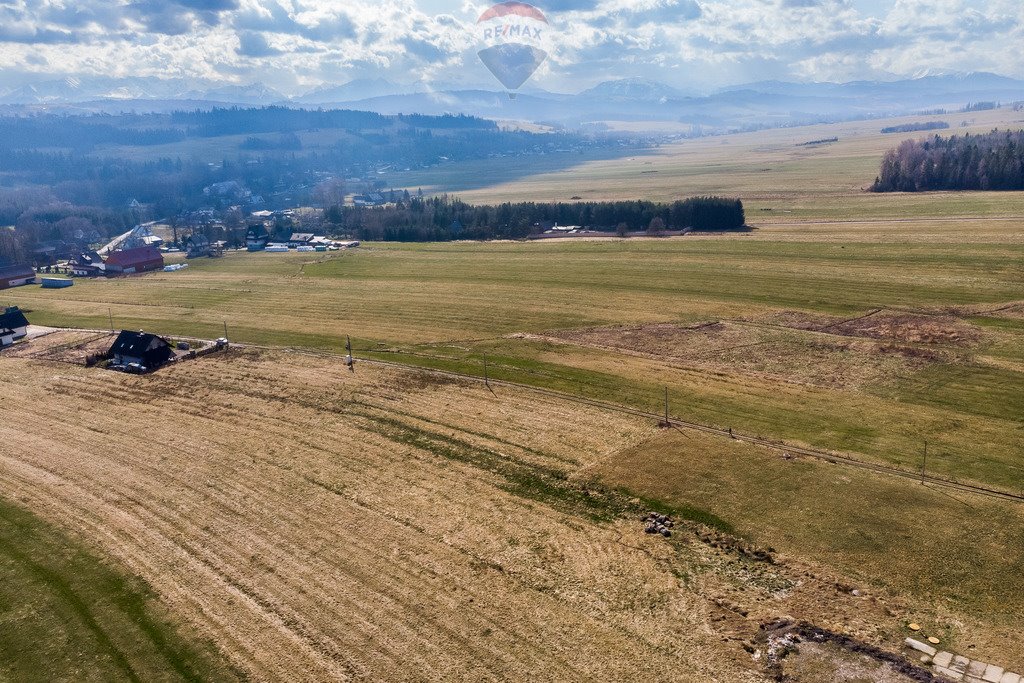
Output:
left=0, top=0, right=1021, bottom=94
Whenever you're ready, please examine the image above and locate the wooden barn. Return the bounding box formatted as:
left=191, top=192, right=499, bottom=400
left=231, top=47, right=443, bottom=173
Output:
left=105, top=247, right=164, bottom=275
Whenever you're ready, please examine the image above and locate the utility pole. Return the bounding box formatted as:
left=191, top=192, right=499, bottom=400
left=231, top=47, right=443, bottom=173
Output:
left=664, top=386, right=670, bottom=426
left=920, top=440, right=928, bottom=483
left=483, top=354, right=490, bottom=388
left=223, top=321, right=229, bottom=339
left=108, top=307, right=114, bottom=332
left=345, top=335, right=354, bottom=372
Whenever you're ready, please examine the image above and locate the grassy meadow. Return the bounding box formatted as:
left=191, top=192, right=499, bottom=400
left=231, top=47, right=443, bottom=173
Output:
left=6, top=225, right=1023, bottom=490
left=0, top=498, right=235, bottom=682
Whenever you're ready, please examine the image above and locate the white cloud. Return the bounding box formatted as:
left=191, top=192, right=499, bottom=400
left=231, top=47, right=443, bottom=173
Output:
left=0, top=0, right=1019, bottom=93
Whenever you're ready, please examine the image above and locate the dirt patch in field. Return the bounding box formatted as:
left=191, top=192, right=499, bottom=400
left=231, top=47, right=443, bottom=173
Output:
left=829, top=313, right=982, bottom=346
left=751, top=310, right=842, bottom=332
left=542, top=320, right=947, bottom=389
left=1, top=329, right=115, bottom=364
left=751, top=310, right=984, bottom=346
left=773, top=640, right=926, bottom=683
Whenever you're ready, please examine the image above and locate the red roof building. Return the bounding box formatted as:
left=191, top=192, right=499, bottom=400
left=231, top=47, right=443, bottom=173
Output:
left=0, top=263, right=36, bottom=290
left=104, top=247, right=164, bottom=274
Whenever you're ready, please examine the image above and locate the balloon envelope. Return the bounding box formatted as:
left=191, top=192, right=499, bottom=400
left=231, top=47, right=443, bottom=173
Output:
left=477, top=44, right=548, bottom=91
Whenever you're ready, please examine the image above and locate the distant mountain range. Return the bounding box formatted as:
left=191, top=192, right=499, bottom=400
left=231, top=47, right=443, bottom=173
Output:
left=3, top=72, right=1024, bottom=131
left=291, top=78, right=409, bottom=104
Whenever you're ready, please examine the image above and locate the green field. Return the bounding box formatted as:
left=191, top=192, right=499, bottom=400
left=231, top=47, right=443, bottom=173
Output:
left=9, top=111, right=1024, bottom=493
left=6, top=224, right=1023, bottom=490
left=0, top=499, right=234, bottom=682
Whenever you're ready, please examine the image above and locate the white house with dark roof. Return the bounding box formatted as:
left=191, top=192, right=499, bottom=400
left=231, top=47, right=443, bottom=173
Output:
left=0, top=306, right=29, bottom=347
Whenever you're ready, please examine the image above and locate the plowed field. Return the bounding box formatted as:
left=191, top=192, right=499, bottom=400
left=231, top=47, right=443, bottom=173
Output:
left=5, top=334, right=1016, bottom=680
left=1, top=348, right=748, bottom=681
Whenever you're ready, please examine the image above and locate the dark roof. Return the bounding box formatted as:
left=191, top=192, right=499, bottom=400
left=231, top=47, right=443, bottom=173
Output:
left=109, top=330, right=173, bottom=367
left=105, top=247, right=164, bottom=268
left=0, top=263, right=34, bottom=280
left=110, top=330, right=167, bottom=354
left=0, top=306, right=29, bottom=330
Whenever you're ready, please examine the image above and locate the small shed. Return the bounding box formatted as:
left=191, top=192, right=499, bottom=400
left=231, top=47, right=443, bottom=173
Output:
left=108, top=330, right=174, bottom=370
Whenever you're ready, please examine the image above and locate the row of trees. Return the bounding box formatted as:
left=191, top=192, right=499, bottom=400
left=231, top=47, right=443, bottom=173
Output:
left=880, top=121, right=949, bottom=134
left=326, top=196, right=745, bottom=241
left=871, top=129, right=1024, bottom=192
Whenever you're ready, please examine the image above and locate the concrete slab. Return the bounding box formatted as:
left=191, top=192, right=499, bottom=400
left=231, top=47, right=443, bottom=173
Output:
left=999, top=673, right=1021, bottom=683
left=952, top=656, right=972, bottom=673
left=970, top=662, right=990, bottom=678
left=934, top=652, right=954, bottom=668
left=984, top=665, right=1006, bottom=683
left=906, top=637, right=938, bottom=656
left=25, top=324, right=58, bottom=339
left=935, top=666, right=965, bottom=681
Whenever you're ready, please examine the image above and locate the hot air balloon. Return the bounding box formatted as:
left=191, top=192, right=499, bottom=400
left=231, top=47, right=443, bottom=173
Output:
left=476, top=1, right=549, bottom=99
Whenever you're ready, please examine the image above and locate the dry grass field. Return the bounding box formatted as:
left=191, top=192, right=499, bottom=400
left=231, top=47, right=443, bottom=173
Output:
left=5, top=340, right=1018, bottom=681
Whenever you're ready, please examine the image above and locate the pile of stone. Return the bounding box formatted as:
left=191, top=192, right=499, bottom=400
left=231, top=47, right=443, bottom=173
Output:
left=642, top=512, right=674, bottom=537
